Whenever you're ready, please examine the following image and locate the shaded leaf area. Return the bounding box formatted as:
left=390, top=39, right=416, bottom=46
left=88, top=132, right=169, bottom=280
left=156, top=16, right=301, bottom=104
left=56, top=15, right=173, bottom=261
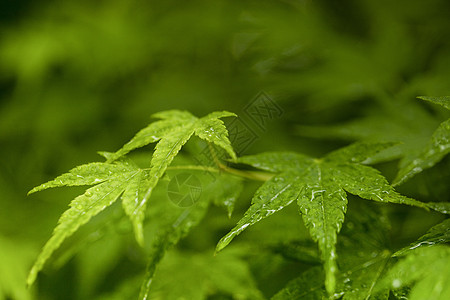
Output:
left=75, top=226, right=125, bottom=299
left=394, top=97, right=450, bottom=185
left=394, top=218, right=450, bottom=257
left=295, top=95, right=450, bottom=186
left=375, top=245, right=450, bottom=300
left=272, top=201, right=393, bottom=300
left=271, top=267, right=326, bottom=300
left=38, top=201, right=131, bottom=300
left=335, top=202, right=392, bottom=300
left=217, top=142, right=445, bottom=295
left=138, top=170, right=245, bottom=300
left=295, top=99, right=440, bottom=164
left=143, top=248, right=264, bottom=300
left=138, top=199, right=210, bottom=300
left=208, top=174, right=243, bottom=218
left=95, top=276, right=143, bottom=300
left=95, top=248, right=263, bottom=300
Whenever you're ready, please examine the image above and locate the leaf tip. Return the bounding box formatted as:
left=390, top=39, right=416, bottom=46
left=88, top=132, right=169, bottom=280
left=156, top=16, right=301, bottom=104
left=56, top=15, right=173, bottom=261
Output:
left=215, top=236, right=231, bottom=254
left=134, top=223, right=145, bottom=247
left=26, top=266, right=38, bottom=288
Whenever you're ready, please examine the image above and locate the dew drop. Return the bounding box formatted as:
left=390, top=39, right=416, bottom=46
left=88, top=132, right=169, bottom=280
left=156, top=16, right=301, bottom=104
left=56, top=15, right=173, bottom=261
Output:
left=84, top=191, right=93, bottom=197
left=392, top=278, right=402, bottom=288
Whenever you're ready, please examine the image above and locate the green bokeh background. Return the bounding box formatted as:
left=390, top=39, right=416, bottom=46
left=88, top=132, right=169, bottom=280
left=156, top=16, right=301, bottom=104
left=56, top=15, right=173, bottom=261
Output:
left=1, top=0, right=449, bottom=299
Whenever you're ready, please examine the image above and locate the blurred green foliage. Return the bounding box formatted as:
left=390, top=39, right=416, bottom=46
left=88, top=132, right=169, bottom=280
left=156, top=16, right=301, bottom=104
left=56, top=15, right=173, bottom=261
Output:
left=1, top=0, right=449, bottom=299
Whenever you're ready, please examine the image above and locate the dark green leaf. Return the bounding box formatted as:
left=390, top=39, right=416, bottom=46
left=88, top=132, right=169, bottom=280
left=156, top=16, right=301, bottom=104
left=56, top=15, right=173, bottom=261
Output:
left=218, top=142, right=438, bottom=295
left=394, top=219, right=450, bottom=257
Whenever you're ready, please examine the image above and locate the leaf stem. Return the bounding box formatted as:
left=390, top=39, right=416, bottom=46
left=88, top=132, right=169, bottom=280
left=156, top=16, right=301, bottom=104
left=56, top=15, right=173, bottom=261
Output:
left=165, top=164, right=273, bottom=182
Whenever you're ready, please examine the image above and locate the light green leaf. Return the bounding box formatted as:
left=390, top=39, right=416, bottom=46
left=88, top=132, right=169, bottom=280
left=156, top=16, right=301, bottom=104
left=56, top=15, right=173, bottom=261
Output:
left=27, top=161, right=147, bottom=286
left=121, top=170, right=152, bottom=245
left=105, top=110, right=196, bottom=162
left=107, top=109, right=236, bottom=163
left=297, top=172, right=348, bottom=294
left=28, top=162, right=130, bottom=194
left=218, top=142, right=439, bottom=295
left=104, top=111, right=237, bottom=230
left=194, top=111, right=237, bottom=161
left=375, top=245, right=450, bottom=300
left=130, top=124, right=195, bottom=242
left=106, top=120, right=184, bottom=162
left=418, top=96, right=450, bottom=110
left=394, top=219, right=450, bottom=257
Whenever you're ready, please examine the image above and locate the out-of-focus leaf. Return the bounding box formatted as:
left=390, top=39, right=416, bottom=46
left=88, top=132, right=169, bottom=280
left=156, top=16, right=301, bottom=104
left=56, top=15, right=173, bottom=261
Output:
left=207, top=174, right=244, bottom=218
left=375, top=245, right=450, bottom=300
left=335, top=202, right=392, bottom=300
left=271, top=267, right=327, bottom=300
left=138, top=198, right=209, bottom=300
left=145, top=248, right=264, bottom=300
left=394, top=218, right=450, bottom=257
left=0, top=235, right=35, bottom=300
left=394, top=97, right=450, bottom=185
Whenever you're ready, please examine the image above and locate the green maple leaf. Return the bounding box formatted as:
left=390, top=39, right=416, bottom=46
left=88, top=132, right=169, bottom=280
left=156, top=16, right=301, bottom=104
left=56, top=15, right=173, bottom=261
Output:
left=393, top=96, right=450, bottom=185
left=375, top=245, right=450, bottom=300
left=27, top=159, right=150, bottom=286
left=106, top=110, right=237, bottom=163
left=106, top=110, right=236, bottom=240
left=216, top=142, right=445, bottom=295
left=27, top=110, right=237, bottom=287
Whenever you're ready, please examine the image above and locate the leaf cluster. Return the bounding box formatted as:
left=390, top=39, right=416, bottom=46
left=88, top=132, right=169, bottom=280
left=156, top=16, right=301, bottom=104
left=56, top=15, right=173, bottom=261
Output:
left=27, top=100, right=450, bottom=299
